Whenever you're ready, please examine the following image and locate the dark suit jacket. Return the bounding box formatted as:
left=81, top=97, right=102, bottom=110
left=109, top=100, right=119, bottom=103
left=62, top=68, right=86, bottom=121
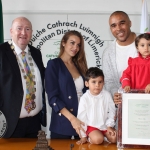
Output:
left=0, top=42, right=46, bottom=138
left=45, top=58, right=87, bottom=136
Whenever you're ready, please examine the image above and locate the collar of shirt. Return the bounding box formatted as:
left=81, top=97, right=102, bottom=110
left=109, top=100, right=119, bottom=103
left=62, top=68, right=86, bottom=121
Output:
left=12, top=40, right=29, bottom=56
left=87, top=89, right=104, bottom=98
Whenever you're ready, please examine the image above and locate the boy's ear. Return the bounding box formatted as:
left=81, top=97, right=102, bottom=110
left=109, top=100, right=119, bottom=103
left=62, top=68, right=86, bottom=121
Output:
left=85, top=81, right=89, bottom=87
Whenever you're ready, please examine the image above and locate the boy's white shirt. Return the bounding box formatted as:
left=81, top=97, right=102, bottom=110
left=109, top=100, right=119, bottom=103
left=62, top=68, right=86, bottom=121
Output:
left=77, top=89, right=116, bottom=137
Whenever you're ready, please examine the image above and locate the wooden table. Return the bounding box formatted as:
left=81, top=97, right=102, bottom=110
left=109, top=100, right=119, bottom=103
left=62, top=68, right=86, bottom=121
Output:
left=0, top=138, right=146, bottom=150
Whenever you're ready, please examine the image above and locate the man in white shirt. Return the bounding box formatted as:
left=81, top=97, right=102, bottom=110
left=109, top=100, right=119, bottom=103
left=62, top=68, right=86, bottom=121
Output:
left=102, top=11, right=138, bottom=104
left=0, top=17, right=46, bottom=138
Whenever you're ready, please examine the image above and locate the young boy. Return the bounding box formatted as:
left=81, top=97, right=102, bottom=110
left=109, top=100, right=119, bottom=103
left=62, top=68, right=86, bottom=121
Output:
left=77, top=67, right=117, bottom=144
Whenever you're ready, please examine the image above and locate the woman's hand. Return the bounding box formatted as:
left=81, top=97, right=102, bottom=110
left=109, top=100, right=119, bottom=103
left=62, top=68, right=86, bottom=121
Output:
left=60, top=108, right=85, bottom=137
left=70, top=116, right=85, bottom=137
left=113, top=93, right=122, bottom=104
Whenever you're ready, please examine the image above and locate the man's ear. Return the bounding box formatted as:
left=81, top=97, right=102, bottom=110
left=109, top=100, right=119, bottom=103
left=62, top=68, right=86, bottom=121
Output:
left=85, top=81, right=89, bottom=87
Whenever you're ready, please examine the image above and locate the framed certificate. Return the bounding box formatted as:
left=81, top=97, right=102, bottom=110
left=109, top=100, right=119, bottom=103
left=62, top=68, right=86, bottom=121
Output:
left=117, top=91, right=150, bottom=149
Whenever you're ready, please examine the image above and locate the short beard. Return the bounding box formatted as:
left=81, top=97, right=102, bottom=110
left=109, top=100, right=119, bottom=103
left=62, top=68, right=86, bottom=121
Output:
left=118, top=33, right=130, bottom=42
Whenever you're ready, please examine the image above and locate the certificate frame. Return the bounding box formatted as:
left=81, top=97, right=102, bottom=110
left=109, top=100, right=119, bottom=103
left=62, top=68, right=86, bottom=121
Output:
left=117, top=92, right=150, bottom=149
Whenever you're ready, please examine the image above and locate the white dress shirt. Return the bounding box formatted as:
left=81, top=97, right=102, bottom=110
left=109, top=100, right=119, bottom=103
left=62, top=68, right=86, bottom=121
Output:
left=77, top=89, right=116, bottom=137
left=12, top=41, right=43, bottom=118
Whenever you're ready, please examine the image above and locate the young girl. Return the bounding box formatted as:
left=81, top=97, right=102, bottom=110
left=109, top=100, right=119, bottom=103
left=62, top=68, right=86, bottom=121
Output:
left=77, top=67, right=117, bottom=144
left=120, top=33, right=150, bottom=93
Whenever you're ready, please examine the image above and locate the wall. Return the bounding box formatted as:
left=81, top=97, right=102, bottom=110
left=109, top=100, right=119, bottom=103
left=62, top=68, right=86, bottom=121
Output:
left=2, top=0, right=150, bottom=13
left=1, top=0, right=150, bottom=138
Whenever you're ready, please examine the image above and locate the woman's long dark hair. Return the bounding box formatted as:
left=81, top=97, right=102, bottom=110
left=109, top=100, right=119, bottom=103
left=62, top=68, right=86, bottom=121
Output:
left=58, top=30, right=88, bottom=76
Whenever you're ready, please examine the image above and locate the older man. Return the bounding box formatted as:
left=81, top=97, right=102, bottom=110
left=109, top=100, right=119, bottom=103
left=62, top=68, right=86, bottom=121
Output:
left=0, top=17, right=46, bottom=138
left=102, top=11, right=138, bottom=104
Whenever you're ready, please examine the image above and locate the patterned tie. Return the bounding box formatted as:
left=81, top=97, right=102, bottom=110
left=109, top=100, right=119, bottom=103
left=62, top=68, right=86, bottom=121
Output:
left=21, top=51, right=36, bottom=113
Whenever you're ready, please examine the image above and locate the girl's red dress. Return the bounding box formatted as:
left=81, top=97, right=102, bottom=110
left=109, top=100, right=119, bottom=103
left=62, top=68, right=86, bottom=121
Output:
left=120, top=54, right=150, bottom=89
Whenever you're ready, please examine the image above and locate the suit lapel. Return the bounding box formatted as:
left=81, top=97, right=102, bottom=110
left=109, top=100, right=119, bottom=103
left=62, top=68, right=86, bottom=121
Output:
left=59, top=58, right=74, bottom=81
left=5, top=43, right=22, bottom=79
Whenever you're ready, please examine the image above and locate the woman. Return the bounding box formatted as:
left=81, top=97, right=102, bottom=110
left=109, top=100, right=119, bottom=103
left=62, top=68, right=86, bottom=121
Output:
left=45, top=30, right=88, bottom=139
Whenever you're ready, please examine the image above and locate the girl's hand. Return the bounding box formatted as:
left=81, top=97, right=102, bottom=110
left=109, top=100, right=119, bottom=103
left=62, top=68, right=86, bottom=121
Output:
left=145, top=84, right=150, bottom=93
left=124, top=86, right=130, bottom=93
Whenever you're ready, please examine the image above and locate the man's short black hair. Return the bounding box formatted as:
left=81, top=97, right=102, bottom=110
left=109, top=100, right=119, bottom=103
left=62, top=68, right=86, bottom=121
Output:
left=85, top=67, right=104, bottom=81
left=110, top=11, right=130, bottom=20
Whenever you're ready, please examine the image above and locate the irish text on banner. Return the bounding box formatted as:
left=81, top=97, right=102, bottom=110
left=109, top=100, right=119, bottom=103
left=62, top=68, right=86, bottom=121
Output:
left=0, top=0, right=4, bottom=44
left=140, top=0, right=149, bottom=33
